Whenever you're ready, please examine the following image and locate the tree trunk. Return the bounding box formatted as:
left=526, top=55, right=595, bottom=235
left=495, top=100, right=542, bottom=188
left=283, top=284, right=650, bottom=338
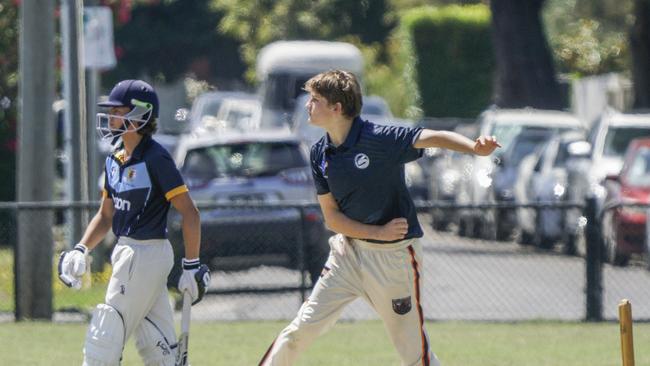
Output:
left=490, top=0, right=564, bottom=109
left=631, top=0, right=650, bottom=109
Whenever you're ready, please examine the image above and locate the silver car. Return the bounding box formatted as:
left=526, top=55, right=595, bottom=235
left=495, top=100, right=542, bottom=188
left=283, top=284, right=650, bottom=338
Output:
left=517, top=131, right=589, bottom=253
left=167, top=130, right=329, bottom=285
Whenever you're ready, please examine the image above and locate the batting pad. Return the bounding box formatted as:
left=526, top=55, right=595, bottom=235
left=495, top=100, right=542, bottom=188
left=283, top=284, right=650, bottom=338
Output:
left=83, top=304, right=125, bottom=366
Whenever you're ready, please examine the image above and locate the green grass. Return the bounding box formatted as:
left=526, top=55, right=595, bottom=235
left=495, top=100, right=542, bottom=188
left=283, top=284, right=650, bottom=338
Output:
left=1, top=320, right=647, bottom=365
left=0, top=248, right=110, bottom=312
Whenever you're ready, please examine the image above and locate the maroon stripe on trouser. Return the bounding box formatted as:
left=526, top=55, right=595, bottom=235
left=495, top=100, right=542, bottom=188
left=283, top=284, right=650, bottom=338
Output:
left=258, top=339, right=276, bottom=366
left=408, top=245, right=430, bottom=366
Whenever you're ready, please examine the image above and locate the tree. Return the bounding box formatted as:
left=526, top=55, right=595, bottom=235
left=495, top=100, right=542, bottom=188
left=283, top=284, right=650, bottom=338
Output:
left=215, top=0, right=392, bottom=81
left=543, top=0, right=631, bottom=76
left=631, top=0, right=650, bottom=108
left=490, top=0, right=564, bottom=109
left=105, top=0, right=246, bottom=88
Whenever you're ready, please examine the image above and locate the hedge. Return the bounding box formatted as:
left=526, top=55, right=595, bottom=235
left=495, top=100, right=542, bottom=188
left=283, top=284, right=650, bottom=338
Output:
left=400, top=5, right=494, bottom=118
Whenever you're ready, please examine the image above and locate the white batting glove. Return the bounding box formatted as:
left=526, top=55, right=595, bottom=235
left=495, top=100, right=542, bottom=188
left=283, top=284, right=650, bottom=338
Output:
left=57, top=243, right=88, bottom=290
left=177, top=258, right=210, bottom=305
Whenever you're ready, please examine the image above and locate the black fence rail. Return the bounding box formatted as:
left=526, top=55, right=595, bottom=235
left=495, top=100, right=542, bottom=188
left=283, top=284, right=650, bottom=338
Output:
left=0, top=199, right=649, bottom=322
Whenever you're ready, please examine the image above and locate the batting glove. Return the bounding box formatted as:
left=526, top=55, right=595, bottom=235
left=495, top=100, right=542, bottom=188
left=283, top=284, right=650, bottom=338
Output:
left=57, top=243, right=88, bottom=290
left=177, top=258, right=210, bottom=305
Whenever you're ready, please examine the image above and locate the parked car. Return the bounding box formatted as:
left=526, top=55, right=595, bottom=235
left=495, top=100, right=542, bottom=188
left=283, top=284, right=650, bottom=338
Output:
left=489, top=127, right=556, bottom=240
left=566, top=109, right=650, bottom=207
left=166, top=130, right=330, bottom=286
left=456, top=107, right=584, bottom=239
left=601, top=138, right=650, bottom=265
left=425, top=123, right=477, bottom=231
left=517, top=131, right=589, bottom=253
left=184, top=91, right=261, bottom=133
left=256, top=40, right=364, bottom=128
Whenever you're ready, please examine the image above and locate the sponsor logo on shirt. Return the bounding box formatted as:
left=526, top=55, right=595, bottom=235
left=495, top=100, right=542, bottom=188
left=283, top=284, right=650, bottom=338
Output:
left=113, top=196, right=131, bottom=211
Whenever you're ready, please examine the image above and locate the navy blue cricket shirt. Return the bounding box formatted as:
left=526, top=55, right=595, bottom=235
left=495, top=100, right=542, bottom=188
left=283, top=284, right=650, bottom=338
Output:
left=310, top=117, right=424, bottom=243
left=103, top=135, right=188, bottom=240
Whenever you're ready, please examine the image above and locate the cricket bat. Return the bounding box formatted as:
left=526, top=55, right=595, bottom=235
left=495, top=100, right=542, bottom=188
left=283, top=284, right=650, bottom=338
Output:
left=176, top=291, right=192, bottom=366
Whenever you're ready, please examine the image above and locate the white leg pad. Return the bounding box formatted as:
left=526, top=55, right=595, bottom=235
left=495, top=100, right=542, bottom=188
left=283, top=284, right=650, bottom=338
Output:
left=135, top=317, right=177, bottom=366
left=83, top=304, right=125, bottom=366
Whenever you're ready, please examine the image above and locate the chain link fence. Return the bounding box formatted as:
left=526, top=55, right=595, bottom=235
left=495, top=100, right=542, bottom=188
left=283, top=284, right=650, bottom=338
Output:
left=0, top=199, right=649, bottom=322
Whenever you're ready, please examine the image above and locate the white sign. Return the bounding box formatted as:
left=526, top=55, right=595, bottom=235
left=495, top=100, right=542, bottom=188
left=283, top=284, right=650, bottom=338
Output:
left=83, top=6, right=116, bottom=70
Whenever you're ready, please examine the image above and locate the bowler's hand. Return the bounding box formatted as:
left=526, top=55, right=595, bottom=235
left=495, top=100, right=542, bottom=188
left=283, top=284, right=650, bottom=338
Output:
left=474, top=135, right=501, bottom=156
left=376, top=218, right=409, bottom=241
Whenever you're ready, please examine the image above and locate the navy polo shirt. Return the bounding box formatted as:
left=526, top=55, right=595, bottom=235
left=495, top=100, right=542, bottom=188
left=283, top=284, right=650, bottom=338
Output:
left=103, top=136, right=188, bottom=240
left=310, top=117, right=424, bottom=243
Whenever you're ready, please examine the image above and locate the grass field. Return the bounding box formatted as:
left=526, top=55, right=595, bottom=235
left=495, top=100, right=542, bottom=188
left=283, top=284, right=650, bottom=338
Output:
left=1, top=320, right=647, bottom=365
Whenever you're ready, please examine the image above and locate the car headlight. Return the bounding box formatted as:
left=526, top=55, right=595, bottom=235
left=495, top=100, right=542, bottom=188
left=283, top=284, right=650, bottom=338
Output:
left=553, top=183, right=566, bottom=199
left=477, top=168, right=492, bottom=188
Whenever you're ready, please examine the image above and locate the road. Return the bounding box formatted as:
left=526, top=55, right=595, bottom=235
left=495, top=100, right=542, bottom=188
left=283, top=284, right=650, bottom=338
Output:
left=193, top=217, right=650, bottom=322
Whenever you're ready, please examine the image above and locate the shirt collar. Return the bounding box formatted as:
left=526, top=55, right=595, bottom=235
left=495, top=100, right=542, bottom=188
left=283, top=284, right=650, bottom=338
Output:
left=324, top=117, right=363, bottom=154
left=131, top=135, right=152, bottom=161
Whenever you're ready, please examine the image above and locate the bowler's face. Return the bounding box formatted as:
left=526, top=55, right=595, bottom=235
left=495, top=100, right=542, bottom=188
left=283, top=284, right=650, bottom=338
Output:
left=306, top=92, right=335, bottom=127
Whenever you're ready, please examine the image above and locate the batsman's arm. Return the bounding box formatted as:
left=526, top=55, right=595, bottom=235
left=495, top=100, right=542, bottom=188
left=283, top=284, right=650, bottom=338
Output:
left=413, top=129, right=500, bottom=156
left=170, top=192, right=200, bottom=259
left=78, top=195, right=115, bottom=251
left=317, top=193, right=408, bottom=242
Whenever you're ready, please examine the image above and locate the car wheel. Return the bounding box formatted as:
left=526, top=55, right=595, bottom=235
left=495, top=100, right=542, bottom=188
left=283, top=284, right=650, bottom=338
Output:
left=518, top=229, right=535, bottom=246
left=563, top=234, right=577, bottom=256
left=458, top=216, right=469, bottom=237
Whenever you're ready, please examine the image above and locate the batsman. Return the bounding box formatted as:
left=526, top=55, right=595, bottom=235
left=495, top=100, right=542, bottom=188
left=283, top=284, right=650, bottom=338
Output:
left=58, top=79, right=210, bottom=366
left=259, top=70, right=500, bottom=366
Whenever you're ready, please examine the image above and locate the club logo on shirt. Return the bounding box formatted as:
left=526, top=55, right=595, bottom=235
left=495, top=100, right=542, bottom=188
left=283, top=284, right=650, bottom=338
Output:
left=126, top=167, right=136, bottom=181
left=354, top=153, right=370, bottom=169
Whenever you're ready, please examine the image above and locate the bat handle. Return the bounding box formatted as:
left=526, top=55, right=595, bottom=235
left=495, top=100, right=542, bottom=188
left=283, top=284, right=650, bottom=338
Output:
left=181, top=291, right=192, bottom=333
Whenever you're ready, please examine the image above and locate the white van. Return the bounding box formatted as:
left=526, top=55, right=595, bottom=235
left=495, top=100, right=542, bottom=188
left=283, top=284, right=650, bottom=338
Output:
left=256, top=41, right=364, bottom=127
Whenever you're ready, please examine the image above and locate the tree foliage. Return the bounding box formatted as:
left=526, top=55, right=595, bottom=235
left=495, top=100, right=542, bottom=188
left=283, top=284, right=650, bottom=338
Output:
left=214, top=0, right=393, bottom=82
left=105, top=0, right=245, bottom=88
left=543, top=0, right=633, bottom=76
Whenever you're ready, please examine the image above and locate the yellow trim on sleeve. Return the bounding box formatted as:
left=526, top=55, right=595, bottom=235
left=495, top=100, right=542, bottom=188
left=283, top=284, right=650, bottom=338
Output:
left=165, top=185, right=189, bottom=201
left=102, top=189, right=108, bottom=199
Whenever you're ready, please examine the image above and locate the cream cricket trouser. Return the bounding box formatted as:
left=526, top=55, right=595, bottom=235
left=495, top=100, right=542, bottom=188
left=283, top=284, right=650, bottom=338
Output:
left=83, top=237, right=176, bottom=365
left=260, top=234, right=441, bottom=366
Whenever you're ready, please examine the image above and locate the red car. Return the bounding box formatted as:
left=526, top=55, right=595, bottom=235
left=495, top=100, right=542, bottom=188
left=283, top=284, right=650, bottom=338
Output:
left=603, top=138, right=650, bottom=265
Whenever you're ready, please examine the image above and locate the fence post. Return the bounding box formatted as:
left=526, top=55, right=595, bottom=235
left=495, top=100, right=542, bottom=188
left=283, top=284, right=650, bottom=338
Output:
left=585, top=195, right=603, bottom=321
left=297, top=206, right=307, bottom=302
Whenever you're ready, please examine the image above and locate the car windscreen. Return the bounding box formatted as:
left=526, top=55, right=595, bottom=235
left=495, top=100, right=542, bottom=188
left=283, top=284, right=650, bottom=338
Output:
left=626, top=147, right=650, bottom=186
left=505, top=132, right=553, bottom=166
left=182, top=142, right=306, bottom=180
left=490, top=123, right=576, bottom=152
left=603, top=127, right=650, bottom=157
left=263, top=73, right=313, bottom=111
